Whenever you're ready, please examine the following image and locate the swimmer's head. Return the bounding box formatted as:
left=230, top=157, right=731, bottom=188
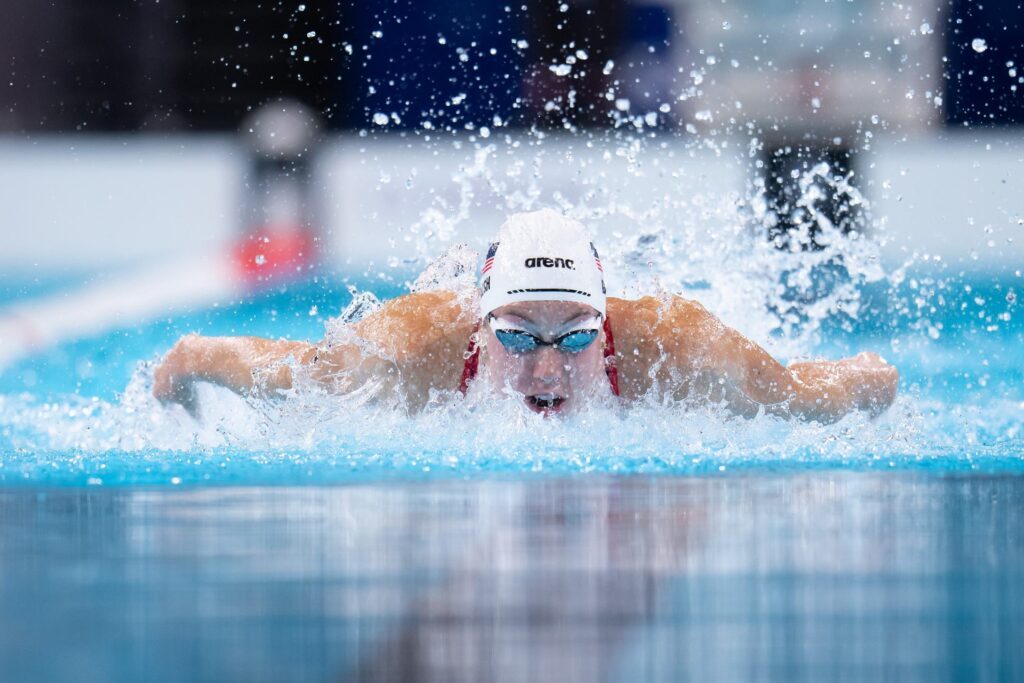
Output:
left=478, top=210, right=610, bottom=415
left=478, top=209, right=607, bottom=319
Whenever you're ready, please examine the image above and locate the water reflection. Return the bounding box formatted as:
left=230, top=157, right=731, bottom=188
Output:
left=0, top=474, right=1021, bottom=682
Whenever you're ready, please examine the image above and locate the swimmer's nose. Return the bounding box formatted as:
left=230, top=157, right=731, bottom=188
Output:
left=531, top=346, right=564, bottom=384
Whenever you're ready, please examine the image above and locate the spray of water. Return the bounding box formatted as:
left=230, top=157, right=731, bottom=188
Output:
left=2, top=48, right=1022, bottom=481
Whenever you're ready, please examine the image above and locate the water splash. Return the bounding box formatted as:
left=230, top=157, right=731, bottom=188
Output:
left=2, top=122, right=1021, bottom=483
left=380, top=130, right=886, bottom=359
left=1, top=363, right=1022, bottom=486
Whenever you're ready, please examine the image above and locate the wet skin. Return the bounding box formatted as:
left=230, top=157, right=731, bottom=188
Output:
left=154, top=290, right=900, bottom=422
left=480, top=301, right=608, bottom=416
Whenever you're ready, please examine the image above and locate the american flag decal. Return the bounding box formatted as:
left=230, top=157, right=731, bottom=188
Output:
left=482, top=242, right=498, bottom=274
left=591, top=242, right=603, bottom=272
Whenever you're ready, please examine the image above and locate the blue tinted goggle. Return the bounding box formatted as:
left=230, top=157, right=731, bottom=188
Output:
left=488, top=316, right=602, bottom=355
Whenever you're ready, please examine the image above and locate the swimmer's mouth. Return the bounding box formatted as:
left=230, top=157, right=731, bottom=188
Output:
left=526, top=393, right=566, bottom=414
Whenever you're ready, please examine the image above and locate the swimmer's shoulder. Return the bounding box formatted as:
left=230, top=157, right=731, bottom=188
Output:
left=608, top=294, right=716, bottom=344
left=607, top=295, right=718, bottom=398
left=354, top=290, right=477, bottom=368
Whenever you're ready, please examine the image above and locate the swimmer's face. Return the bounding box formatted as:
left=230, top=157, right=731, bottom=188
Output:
left=482, top=301, right=607, bottom=416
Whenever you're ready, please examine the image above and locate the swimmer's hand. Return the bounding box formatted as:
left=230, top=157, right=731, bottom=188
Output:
left=788, top=352, right=899, bottom=419
left=153, top=334, right=317, bottom=418
left=153, top=335, right=204, bottom=418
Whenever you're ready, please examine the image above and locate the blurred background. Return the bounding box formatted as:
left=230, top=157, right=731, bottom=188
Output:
left=1, top=0, right=1022, bottom=369
left=2, top=8, right=1023, bottom=680
left=4, top=0, right=1022, bottom=133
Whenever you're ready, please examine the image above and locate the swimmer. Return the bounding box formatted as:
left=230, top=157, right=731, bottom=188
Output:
left=154, top=209, right=899, bottom=421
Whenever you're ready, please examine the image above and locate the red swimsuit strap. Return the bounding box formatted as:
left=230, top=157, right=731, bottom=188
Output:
left=458, top=325, right=481, bottom=395
left=602, top=316, right=621, bottom=397
left=458, top=317, right=620, bottom=397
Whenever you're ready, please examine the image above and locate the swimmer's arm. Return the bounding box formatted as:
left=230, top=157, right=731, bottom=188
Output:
left=293, top=290, right=473, bottom=409
left=153, top=334, right=316, bottom=410
left=154, top=290, right=474, bottom=413
left=785, top=353, right=900, bottom=419
left=668, top=299, right=898, bottom=421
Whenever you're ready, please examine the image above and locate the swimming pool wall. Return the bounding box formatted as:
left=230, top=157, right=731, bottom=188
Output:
left=1, top=132, right=1021, bottom=277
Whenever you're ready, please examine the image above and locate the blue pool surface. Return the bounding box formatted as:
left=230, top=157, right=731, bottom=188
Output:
left=1, top=269, right=1022, bottom=485
left=1, top=475, right=1022, bottom=682
left=0, top=269, right=1022, bottom=681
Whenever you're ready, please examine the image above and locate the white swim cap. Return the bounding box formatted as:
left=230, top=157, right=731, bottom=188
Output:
left=479, top=209, right=607, bottom=318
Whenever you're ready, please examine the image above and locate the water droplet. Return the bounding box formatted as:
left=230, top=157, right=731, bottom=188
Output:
left=549, top=63, right=572, bottom=76
left=972, top=38, right=988, bottom=53
left=372, top=30, right=383, bottom=39
left=372, top=112, right=389, bottom=126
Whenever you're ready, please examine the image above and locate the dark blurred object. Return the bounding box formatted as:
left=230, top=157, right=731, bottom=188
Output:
left=0, top=0, right=531, bottom=133
left=0, top=0, right=348, bottom=132
left=176, top=0, right=344, bottom=130
left=0, top=0, right=179, bottom=131
left=763, top=144, right=859, bottom=251
left=521, top=0, right=625, bottom=128
left=235, top=100, right=322, bottom=286
left=615, top=4, right=677, bottom=118
left=944, top=0, right=1024, bottom=126
left=350, top=0, right=527, bottom=130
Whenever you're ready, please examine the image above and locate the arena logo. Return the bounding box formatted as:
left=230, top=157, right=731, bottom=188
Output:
left=524, top=257, right=575, bottom=269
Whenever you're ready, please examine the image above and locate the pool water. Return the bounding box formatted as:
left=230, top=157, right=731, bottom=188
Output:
left=1, top=269, right=1022, bottom=681
left=2, top=475, right=1022, bottom=682
left=0, top=270, right=1022, bottom=485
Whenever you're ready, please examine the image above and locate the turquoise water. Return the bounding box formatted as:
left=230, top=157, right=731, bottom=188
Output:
left=2, top=475, right=1022, bottom=682
left=0, top=269, right=1021, bottom=485
left=1, top=271, right=1022, bottom=682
